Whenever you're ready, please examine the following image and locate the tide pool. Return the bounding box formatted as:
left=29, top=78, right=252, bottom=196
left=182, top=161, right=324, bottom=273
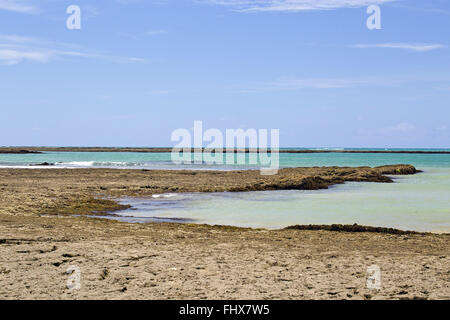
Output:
left=2, top=150, right=449, bottom=232
left=111, top=168, right=450, bottom=233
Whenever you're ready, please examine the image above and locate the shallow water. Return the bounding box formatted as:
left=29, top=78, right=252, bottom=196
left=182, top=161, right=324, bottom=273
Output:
left=1, top=149, right=450, bottom=169
left=2, top=150, right=449, bottom=232
left=111, top=168, right=450, bottom=233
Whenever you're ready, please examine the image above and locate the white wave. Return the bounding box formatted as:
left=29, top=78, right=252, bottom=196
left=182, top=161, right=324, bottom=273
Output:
left=57, top=161, right=96, bottom=166
left=0, top=165, right=55, bottom=169
left=56, top=161, right=133, bottom=167
left=152, top=193, right=178, bottom=199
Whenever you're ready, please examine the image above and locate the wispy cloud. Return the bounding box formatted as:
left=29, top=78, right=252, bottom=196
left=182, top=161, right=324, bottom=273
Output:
left=0, top=49, right=51, bottom=64
left=0, top=0, right=39, bottom=13
left=240, top=76, right=394, bottom=93
left=378, top=122, right=416, bottom=134
left=0, top=34, right=146, bottom=65
left=119, top=29, right=168, bottom=40
left=268, top=77, right=372, bottom=89
left=198, top=0, right=396, bottom=12
left=388, top=2, right=450, bottom=16
left=434, top=85, right=450, bottom=91
left=145, top=29, right=168, bottom=36
left=352, top=43, right=447, bottom=52
left=239, top=74, right=450, bottom=93
left=0, top=34, right=37, bottom=43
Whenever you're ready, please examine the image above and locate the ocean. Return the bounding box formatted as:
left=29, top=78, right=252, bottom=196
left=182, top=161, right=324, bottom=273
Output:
left=1, top=149, right=449, bottom=232
left=1, top=149, right=450, bottom=169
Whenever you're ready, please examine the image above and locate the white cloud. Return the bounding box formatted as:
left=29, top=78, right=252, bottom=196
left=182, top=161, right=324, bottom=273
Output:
left=0, top=34, right=37, bottom=43
left=0, top=49, right=51, bottom=64
left=387, top=3, right=450, bottom=16
left=0, top=0, right=39, bottom=13
left=239, top=74, right=450, bottom=93
left=119, top=29, right=168, bottom=40
left=269, top=77, right=372, bottom=89
left=145, top=29, right=168, bottom=36
left=0, top=34, right=146, bottom=65
left=54, top=50, right=146, bottom=63
left=199, top=0, right=396, bottom=12
left=240, top=76, right=396, bottom=92
left=353, top=43, right=447, bottom=52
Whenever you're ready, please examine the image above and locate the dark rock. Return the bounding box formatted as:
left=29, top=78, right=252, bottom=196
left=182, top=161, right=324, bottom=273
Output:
left=30, top=162, right=55, bottom=166
left=0, top=149, right=42, bottom=154
left=285, top=223, right=421, bottom=235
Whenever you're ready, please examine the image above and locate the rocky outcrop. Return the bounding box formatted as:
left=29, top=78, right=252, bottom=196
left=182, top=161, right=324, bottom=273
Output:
left=285, top=223, right=421, bottom=235
left=0, top=149, right=42, bottom=154
left=0, top=164, right=419, bottom=217
left=29, top=162, right=55, bottom=166
left=375, top=164, right=421, bottom=175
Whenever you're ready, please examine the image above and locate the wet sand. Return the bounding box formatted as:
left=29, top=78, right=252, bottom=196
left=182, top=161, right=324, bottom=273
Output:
left=0, top=165, right=448, bottom=300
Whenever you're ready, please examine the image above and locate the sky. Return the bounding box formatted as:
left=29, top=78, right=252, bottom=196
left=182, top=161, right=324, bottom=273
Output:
left=1, top=0, right=449, bottom=148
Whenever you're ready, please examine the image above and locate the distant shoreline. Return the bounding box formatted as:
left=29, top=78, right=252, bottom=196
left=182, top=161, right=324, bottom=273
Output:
left=1, top=147, right=450, bottom=154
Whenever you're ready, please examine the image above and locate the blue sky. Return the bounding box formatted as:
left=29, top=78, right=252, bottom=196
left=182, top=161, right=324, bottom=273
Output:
left=1, top=0, right=449, bottom=148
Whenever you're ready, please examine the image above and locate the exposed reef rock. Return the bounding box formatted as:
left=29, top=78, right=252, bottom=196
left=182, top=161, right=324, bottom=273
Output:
left=285, top=223, right=421, bottom=235
left=0, top=164, right=419, bottom=217
left=0, top=149, right=42, bottom=154
left=29, top=162, right=55, bottom=166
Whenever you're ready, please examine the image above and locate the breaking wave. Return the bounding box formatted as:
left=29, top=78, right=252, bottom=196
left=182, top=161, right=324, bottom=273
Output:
left=55, top=161, right=139, bottom=167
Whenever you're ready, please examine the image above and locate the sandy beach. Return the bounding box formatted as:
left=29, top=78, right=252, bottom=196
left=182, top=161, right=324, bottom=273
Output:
left=0, top=165, right=448, bottom=300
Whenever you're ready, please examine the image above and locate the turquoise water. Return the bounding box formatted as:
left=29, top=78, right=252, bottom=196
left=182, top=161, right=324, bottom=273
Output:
left=2, top=150, right=449, bottom=232
left=111, top=168, right=450, bottom=233
left=1, top=150, right=450, bottom=169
